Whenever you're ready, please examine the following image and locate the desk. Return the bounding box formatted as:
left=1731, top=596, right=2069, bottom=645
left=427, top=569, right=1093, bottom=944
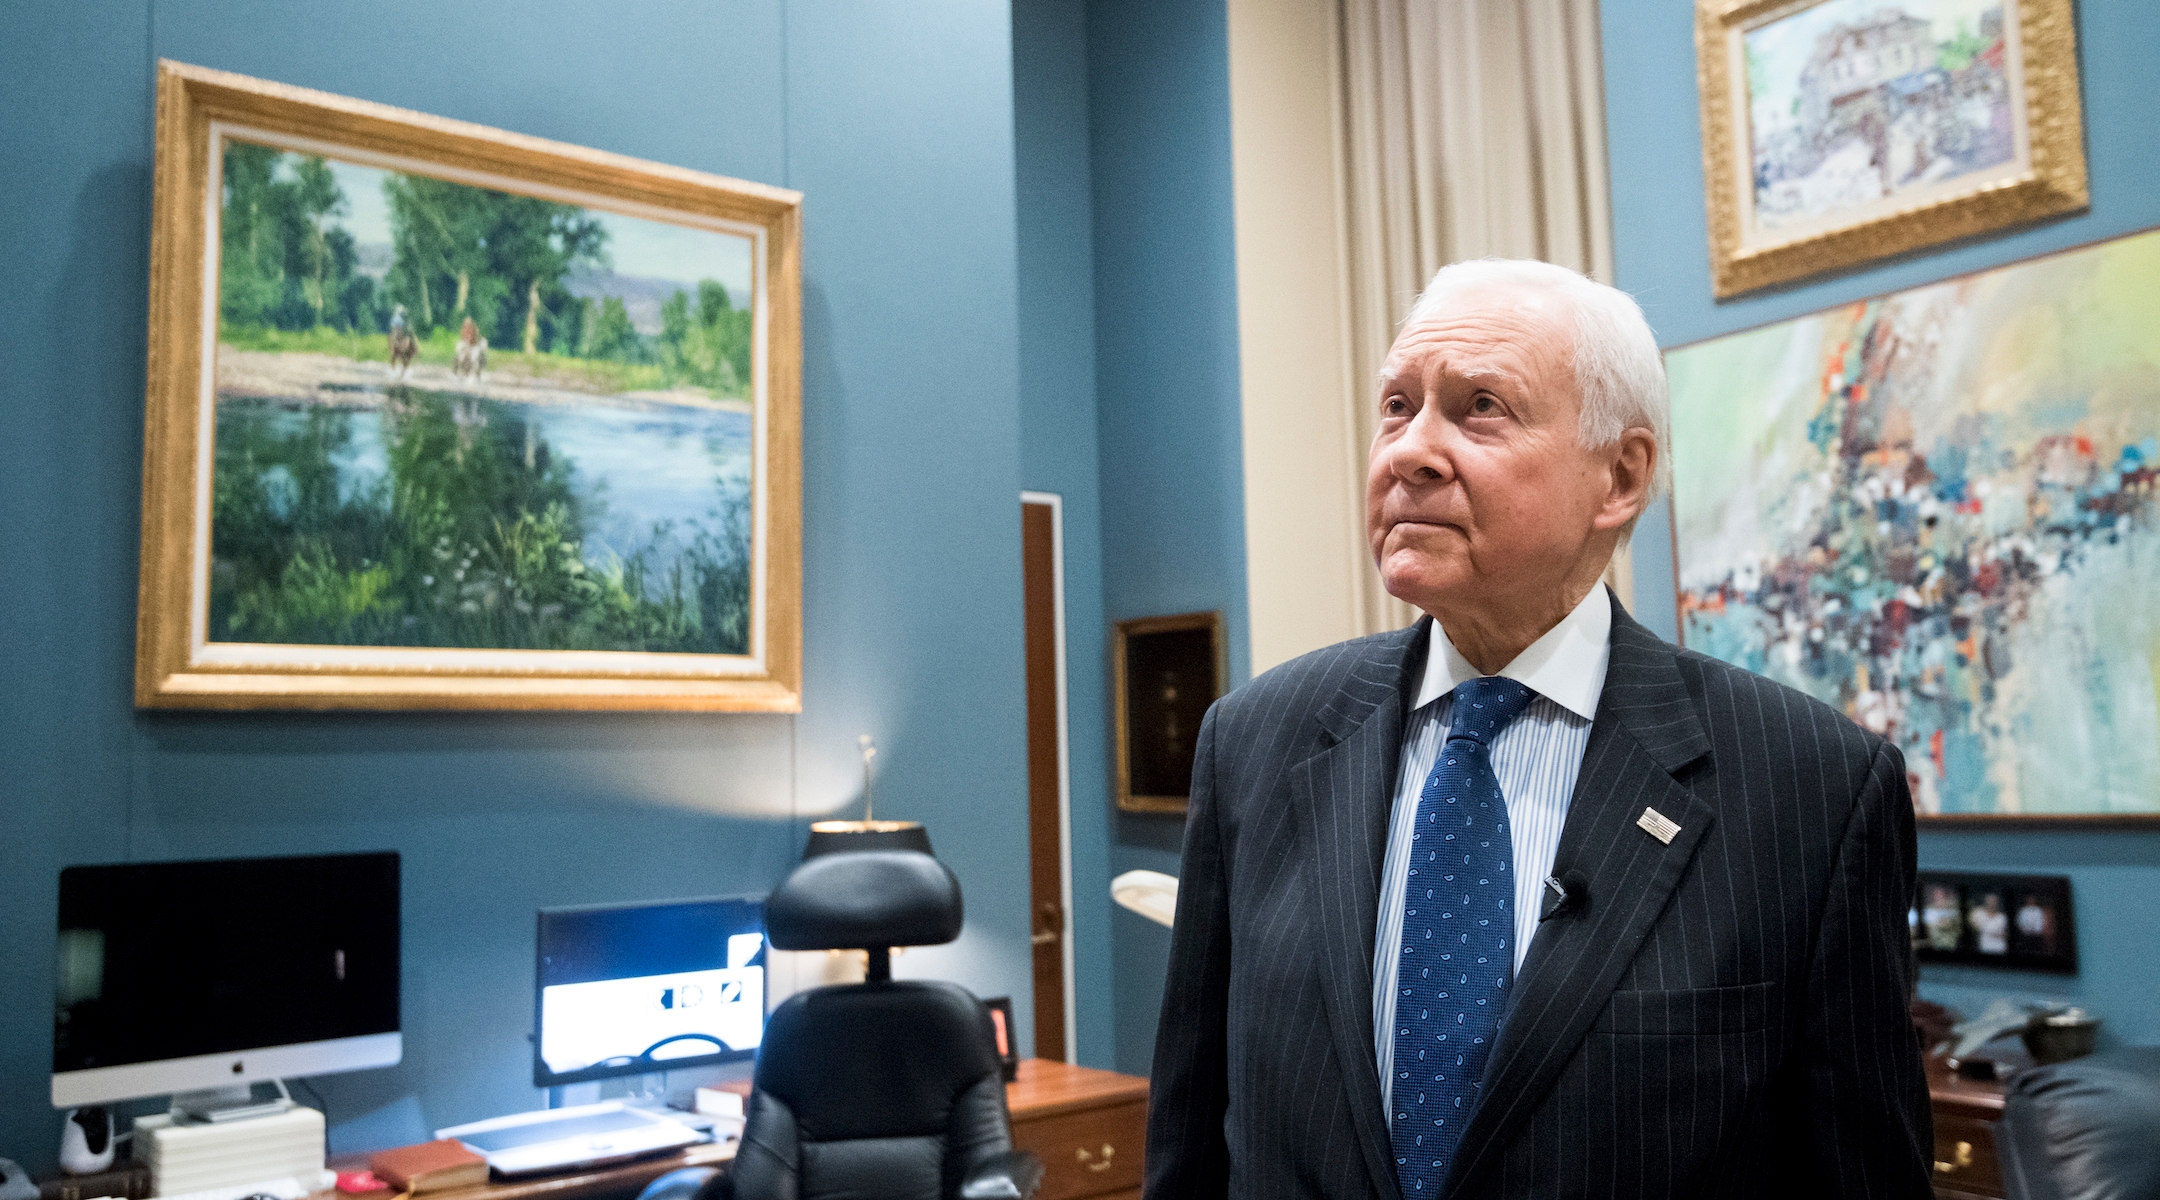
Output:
left=322, top=1142, right=736, bottom=1200
left=329, top=1060, right=1148, bottom=1200
left=1004, top=1060, right=1148, bottom=1200
left=1927, top=1056, right=2007, bottom=1200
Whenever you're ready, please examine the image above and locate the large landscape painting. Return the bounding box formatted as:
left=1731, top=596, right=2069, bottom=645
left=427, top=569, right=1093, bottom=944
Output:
left=137, top=63, right=801, bottom=710
left=211, top=138, right=756, bottom=656
left=1670, top=229, right=2160, bottom=818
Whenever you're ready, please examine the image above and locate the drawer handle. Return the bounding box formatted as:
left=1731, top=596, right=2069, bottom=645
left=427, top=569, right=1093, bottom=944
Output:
left=1933, top=1141, right=1973, bottom=1174
left=1075, top=1143, right=1116, bottom=1172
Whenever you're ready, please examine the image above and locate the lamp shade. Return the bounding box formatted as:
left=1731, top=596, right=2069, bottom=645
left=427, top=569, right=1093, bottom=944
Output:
left=1111, top=869, right=1179, bottom=928
left=804, top=819, right=933, bottom=859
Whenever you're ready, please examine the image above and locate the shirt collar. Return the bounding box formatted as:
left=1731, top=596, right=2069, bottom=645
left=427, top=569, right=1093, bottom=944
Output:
left=1413, top=585, right=1612, bottom=721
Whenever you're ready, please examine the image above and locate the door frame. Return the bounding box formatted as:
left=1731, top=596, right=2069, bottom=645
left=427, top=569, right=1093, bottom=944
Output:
left=1020, top=490, right=1077, bottom=1062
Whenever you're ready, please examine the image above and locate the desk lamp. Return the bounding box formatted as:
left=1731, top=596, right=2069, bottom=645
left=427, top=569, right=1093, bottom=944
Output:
left=804, top=736, right=932, bottom=858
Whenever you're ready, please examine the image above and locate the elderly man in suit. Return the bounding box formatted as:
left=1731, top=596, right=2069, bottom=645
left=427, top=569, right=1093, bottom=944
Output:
left=1144, top=259, right=1931, bottom=1199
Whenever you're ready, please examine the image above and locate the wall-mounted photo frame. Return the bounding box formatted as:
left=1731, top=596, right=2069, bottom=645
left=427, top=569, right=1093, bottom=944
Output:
left=980, top=996, right=1020, bottom=1082
left=1668, top=226, right=2160, bottom=824
left=1912, top=871, right=2076, bottom=973
left=1694, top=0, right=2087, bottom=298
left=136, top=62, right=802, bottom=711
left=1112, top=611, right=1226, bottom=816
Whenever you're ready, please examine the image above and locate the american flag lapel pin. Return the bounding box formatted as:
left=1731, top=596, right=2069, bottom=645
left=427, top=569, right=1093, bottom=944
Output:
left=1637, top=807, right=1680, bottom=845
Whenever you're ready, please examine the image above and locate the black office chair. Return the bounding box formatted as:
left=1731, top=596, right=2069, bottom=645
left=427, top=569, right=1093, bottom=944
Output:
left=1997, top=1047, right=2160, bottom=1200
left=677, top=849, right=1041, bottom=1200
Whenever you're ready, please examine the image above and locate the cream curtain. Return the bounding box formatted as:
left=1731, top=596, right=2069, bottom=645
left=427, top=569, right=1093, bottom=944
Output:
left=1334, top=0, right=1622, bottom=635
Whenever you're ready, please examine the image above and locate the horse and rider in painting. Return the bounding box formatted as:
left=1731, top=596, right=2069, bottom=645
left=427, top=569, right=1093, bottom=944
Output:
left=388, top=304, right=418, bottom=380
left=453, top=316, right=488, bottom=381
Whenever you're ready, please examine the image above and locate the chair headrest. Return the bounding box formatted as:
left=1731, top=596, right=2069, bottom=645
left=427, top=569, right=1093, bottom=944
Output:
left=766, top=849, right=963, bottom=951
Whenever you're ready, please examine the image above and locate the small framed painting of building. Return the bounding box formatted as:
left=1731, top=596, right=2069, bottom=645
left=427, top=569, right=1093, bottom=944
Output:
left=135, top=62, right=802, bottom=710
left=1694, top=0, right=2087, bottom=297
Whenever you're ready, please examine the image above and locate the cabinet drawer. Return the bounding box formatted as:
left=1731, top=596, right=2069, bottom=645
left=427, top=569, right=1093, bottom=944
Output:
left=1012, top=1099, right=1146, bottom=1200
left=1930, top=1113, right=2003, bottom=1199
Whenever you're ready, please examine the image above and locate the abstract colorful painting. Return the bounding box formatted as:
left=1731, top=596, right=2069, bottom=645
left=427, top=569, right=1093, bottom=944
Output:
left=1671, top=228, right=2160, bottom=818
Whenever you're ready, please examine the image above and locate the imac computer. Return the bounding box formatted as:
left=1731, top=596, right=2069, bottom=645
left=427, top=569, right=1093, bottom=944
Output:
left=532, top=894, right=766, bottom=1087
left=53, top=852, right=402, bottom=1109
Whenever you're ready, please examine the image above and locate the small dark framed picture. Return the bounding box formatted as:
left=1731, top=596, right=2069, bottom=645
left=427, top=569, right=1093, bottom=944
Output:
left=1911, top=871, right=2077, bottom=974
left=981, top=996, right=1020, bottom=1081
left=1113, top=611, right=1227, bottom=815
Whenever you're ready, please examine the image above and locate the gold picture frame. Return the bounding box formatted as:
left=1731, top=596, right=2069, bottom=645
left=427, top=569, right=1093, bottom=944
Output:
left=1695, top=0, right=2086, bottom=298
left=1113, top=611, right=1227, bottom=815
left=136, top=62, right=802, bottom=710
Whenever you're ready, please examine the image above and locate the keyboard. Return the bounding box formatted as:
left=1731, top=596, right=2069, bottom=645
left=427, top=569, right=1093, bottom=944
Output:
left=152, top=1173, right=329, bottom=1200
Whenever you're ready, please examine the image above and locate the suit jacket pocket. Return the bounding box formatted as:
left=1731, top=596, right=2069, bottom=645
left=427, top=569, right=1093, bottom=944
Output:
left=1594, top=980, right=1775, bottom=1035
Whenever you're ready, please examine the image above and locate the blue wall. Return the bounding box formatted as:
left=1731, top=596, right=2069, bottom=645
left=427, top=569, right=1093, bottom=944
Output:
left=1603, top=0, right=2160, bottom=1045
left=1085, top=0, right=1249, bottom=1077
left=1013, top=0, right=1118, bottom=1069
left=0, top=0, right=1046, bottom=1172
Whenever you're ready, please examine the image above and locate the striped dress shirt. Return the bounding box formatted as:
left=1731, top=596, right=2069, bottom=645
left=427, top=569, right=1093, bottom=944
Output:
left=1373, top=586, right=1610, bottom=1116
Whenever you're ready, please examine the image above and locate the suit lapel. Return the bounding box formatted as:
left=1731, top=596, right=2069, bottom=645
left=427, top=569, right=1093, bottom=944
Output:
left=1289, top=619, right=1428, bottom=1200
left=1444, top=598, right=1716, bottom=1198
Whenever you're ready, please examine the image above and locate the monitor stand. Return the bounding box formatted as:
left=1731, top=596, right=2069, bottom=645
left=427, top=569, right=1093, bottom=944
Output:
left=172, top=1081, right=295, bottom=1124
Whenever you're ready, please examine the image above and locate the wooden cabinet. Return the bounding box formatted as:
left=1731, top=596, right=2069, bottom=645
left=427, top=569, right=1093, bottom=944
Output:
left=1928, top=1057, right=2007, bottom=1200
left=1007, top=1059, right=1150, bottom=1200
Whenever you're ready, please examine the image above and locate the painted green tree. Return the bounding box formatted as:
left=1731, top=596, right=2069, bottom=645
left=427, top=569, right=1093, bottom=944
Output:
left=219, top=143, right=378, bottom=332
left=659, top=281, right=753, bottom=397
left=382, top=174, right=608, bottom=351
left=580, top=295, right=643, bottom=361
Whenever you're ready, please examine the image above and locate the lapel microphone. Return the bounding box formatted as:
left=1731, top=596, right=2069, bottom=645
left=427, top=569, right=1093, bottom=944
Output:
left=1539, top=870, right=1589, bottom=922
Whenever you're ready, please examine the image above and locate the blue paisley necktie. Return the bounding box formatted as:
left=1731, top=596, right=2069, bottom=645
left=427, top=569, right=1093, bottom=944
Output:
left=1390, top=675, right=1536, bottom=1196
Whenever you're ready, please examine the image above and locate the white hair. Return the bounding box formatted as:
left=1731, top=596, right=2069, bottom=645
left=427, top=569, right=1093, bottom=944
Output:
left=1403, top=258, right=1670, bottom=501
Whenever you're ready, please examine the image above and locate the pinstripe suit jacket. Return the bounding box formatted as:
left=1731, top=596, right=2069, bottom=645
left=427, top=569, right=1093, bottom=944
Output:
left=1144, top=595, right=1932, bottom=1200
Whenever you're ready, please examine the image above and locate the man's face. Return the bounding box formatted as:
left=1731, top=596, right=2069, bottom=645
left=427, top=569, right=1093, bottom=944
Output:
left=1365, top=283, right=1614, bottom=617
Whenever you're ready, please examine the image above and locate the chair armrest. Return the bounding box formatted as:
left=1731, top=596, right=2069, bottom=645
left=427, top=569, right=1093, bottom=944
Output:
left=958, top=1150, right=1044, bottom=1200
left=2000, top=1047, right=2160, bottom=1200
left=632, top=1166, right=725, bottom=1200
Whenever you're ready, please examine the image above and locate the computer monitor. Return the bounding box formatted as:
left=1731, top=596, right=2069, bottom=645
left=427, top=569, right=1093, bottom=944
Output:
left=53, top=852, right=402, bottom=1108
left=533, top=895, right=766, bottom=1088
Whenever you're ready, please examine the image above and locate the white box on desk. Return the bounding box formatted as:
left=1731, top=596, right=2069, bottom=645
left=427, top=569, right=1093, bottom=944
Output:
left=134, top=1106, right=325, bottom=1197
